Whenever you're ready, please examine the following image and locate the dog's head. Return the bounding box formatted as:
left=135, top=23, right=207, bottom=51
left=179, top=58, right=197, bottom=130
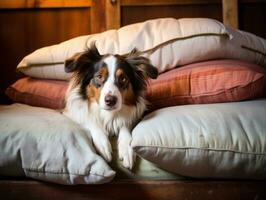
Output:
left=65, top=44, right=158, bottom=111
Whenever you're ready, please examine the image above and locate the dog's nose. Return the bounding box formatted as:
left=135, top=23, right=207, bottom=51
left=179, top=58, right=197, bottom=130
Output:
left=104, top=95, right=117, bottom=107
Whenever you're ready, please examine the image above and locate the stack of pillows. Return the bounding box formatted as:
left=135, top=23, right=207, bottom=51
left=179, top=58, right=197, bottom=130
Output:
left=6, top=18, right=266, bottom=110
left=2, top=18, right=266, bottom=184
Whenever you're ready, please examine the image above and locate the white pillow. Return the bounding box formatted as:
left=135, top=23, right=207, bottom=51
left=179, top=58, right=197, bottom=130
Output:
left=13, top=18, right=220, bottom=79
left=131, top=99, right=266, bottom=179
left=17, top=18, right=266, bottom=80
left=0, top=104, right=115, bottom=185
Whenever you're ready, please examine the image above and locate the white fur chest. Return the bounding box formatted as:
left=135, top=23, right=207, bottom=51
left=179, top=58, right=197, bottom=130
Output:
left=89, top=99, right=146, bottom=136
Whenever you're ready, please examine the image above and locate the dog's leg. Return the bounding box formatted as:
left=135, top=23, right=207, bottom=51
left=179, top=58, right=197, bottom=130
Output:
left=118, top=126, right=136, bottom=169
left=85, top=122, right=112, bottom=162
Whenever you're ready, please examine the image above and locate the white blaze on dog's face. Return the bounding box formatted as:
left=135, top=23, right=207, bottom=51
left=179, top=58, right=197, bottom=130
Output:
left=98, top=56, right=122, bottom=111
left=65, top=44, right=158, bottom=112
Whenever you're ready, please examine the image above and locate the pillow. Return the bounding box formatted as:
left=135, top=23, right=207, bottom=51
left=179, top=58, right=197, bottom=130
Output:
left=0, top=104, right=115, bottom=185
left=5, top=77, right=67, bottom=109
left=109, top=137, right=184, bottom=180
left=7, top=60, right=266, bottom=110
left=147, top=59, right=266, bottom=110
left=16, top=18, right=266, bottom=80
left=131, top=99, right=266, bottom=179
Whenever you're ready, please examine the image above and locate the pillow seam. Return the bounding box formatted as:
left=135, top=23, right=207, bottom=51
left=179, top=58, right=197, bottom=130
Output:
left=133, top=145, right=266, bottom=155
left=23, top=167, right=111, bottom=178
left=17, top=33, right=230, bottom=69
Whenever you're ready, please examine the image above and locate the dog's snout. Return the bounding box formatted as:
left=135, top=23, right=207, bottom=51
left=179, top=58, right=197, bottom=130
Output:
left=104, top=95, right=117, bottom=107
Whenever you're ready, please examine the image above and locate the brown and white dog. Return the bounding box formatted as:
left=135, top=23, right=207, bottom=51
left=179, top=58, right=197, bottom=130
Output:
left=63, top=44, right=158, bottom=169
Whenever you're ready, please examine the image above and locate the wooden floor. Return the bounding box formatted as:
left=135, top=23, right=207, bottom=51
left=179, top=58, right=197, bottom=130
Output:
left=1, top=179, right=266, bottom=200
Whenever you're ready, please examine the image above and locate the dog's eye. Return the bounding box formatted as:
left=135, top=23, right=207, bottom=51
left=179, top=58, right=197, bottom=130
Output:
left=118, top=75, right=128, bottom=88
left=93, top=74, right=104, bottom=87
left=96, top=74, right=102, bottom=80
left=120, top=76, right=126, bottom=83
left=119, top=75, right=127, bottom=83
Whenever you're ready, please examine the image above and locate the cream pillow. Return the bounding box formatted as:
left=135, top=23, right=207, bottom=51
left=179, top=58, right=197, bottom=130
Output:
left=15, top=18, right=226, bottom=80
left=0, top=104, right=115, bottom=185
left=17, top=18, right=266, bottom=80
left=131, top=99, right=266, bottom=179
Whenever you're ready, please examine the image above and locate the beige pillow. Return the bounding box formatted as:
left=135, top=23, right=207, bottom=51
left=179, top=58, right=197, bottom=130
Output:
left=0, top=104, right=115, bottom=185
left=16, top=18, right=227, bottom=80
left=17, top=18, right=266, bottom=80
left=131, top=99, right=266, bottom=179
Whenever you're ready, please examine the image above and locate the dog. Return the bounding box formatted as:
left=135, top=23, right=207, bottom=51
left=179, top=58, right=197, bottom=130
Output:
left=63, top=44, right=158, bottom=169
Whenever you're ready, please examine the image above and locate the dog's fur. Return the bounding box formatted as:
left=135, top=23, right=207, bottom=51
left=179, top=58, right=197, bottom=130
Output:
left=63, top=44, right=158, bottom=169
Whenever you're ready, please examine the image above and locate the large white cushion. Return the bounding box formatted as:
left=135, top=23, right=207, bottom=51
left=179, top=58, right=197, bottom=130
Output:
left=131, top=99, right=266, bottom=179
left=16, top=18, right=266, bottom=80
left=0, top=104, right=115, bottom=185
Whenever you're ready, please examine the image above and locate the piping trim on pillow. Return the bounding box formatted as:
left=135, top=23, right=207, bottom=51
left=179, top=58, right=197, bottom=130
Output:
left=23, top=167, right=115, bottom=178
left=17, top=33, right=230, bottom=70
left=241, top=45, right=266, bottom=58
left=133, top=146, right=266, bottom=155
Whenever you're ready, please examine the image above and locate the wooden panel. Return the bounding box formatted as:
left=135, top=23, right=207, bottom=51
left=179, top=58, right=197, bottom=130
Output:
left=222, top=0, right=239, bottom=28
left=91, top=0, right=106, bottom=33
left=0, top=179, right=266, bottom=200
left=0, top=0, right=92, bottom=9
left=239, top=1, right=266, bottom=38
left=0, top=8, right=91, bottom=103
left=122, top=0, right=221, bottom=6
left=106, top=0, right=121, bottom=29
left=122, top=4, right=222, bottom=26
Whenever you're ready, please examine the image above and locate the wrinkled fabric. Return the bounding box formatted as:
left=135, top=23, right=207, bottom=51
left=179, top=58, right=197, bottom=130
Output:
left=132, top=99, right=266, bottom=179
left=0, top=104, right=115, bottom=185
left=17, top=18, right=266, bottom=80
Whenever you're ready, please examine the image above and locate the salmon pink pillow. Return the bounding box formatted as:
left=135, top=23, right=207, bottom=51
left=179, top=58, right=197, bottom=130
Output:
left=147, top=59, right=266, bottom=110
left=6, top=60, right=266, bottom=110
left=5, top=78, right=68, bottom=109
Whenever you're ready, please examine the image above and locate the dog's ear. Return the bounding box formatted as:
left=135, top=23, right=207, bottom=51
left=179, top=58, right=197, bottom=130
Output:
left=64, top=43, right=101, bottom=73
left=65, top=52, right=83, bottom=73
left=126, top=49, right=158, bottom=79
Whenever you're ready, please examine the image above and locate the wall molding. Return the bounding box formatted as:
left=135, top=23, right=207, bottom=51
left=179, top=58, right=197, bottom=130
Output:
left=0, top=0, right=92, bottom=9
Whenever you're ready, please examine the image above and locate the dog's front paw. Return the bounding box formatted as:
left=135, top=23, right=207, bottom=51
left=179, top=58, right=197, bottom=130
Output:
left=93, top=138, right=112, bottom=162
left=118, top=142, right=136, bottom=170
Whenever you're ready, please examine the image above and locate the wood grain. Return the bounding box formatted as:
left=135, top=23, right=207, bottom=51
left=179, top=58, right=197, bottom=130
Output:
left=222, top=0, right=239, bottom=29
left=0, top=8, right=91, bottom=103
left=0, top=179, right=266, bottom=200
left=122, top=0, right=220, bottom=6
left=122, top=4, right=222, bottom=26
left=106, top=0, right=121, bottom=30
left=0, top=0, right=92, bottom=9
left=91, top=0, right=106, bottom=33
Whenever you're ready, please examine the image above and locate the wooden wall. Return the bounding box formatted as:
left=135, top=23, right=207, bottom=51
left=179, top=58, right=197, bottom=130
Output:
left=239, top=0, right=266, bottom=38
left=0, top=0, right=266, bottom=103
left=0, top=1, right=93, bottom=103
